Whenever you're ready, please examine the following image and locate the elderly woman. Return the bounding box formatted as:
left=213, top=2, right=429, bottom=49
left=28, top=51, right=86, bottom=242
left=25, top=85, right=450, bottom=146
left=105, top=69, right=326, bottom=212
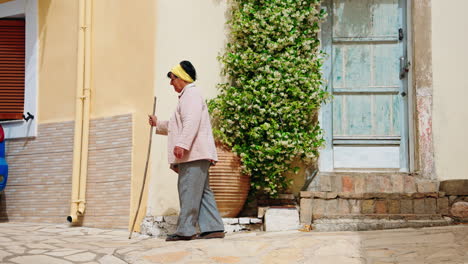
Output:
left=148, top=60, right=225, bottom=241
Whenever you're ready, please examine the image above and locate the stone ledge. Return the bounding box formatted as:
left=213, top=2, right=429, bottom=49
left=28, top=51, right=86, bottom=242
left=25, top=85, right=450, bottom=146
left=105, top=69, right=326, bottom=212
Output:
left=311, top=218, right=452, bottom=232
left=311, top=214, right=444, bottom=220
left=300, top=191, right=445, bottom=199
left=440, top=180, right=468, bottom=196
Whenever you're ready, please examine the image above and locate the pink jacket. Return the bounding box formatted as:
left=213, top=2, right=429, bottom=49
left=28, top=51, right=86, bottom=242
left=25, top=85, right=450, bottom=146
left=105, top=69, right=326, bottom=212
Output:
left=156, top=83, right=218, bottom=165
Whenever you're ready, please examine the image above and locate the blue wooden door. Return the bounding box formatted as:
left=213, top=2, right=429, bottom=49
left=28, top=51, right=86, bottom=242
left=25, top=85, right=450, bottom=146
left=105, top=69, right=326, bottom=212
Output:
left=321, top=0, right=409, bottom=171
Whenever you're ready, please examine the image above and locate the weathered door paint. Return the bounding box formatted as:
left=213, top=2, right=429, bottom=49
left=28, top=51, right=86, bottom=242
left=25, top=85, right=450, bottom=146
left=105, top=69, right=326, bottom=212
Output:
left=320, top=0, right=409, bottom=171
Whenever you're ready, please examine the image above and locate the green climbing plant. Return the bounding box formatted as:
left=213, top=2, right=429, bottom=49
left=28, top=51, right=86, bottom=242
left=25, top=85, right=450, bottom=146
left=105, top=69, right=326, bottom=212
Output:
left=208, top=0, right=329, bottom=197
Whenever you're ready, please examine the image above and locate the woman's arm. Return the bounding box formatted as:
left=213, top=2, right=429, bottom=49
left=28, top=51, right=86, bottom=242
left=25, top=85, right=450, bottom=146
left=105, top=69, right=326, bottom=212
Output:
left=176, top=92, right=203, bottom=150
left=149, top=115, right=169, bottom=135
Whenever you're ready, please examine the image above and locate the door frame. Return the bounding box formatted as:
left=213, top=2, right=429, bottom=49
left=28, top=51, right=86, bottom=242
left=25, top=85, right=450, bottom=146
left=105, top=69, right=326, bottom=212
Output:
left=319, top=0, right=415, bottom=173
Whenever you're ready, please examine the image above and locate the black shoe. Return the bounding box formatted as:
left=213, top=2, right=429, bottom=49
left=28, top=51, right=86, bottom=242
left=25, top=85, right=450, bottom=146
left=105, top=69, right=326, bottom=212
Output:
left=196, top=231, right=225, bottom=239
left=165, top=234, right=196, bottom=242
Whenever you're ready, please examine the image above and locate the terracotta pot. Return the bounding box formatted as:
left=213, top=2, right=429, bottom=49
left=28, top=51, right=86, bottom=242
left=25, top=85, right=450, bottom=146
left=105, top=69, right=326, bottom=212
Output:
left=209, top=145, right=250, bottom=218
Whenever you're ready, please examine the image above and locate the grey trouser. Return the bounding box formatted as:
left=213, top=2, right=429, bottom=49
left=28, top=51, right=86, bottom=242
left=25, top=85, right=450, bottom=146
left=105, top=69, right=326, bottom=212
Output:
left=176, top=159, right=224, bottom=236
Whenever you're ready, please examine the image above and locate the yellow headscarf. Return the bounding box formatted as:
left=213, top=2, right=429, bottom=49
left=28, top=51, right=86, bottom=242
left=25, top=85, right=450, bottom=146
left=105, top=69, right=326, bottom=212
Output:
left=170, top=64, right=194, bottom=83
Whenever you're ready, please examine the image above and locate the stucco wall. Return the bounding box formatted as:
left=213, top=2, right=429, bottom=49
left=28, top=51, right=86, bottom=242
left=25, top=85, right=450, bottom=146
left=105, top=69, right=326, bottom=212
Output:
left=147, top=0, right=228, bottom=216
left=432, top=0, right=468, bottom=181
left=31, top=0, right=155, bottom=229
left=38, top=0, right=78, bottom=123
left=91, top=0, right=156, bottom=229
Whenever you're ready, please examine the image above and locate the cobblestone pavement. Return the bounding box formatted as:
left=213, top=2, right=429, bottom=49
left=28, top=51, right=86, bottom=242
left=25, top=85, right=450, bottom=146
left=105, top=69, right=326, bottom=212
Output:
left=0, top=222, right=466, bottom=264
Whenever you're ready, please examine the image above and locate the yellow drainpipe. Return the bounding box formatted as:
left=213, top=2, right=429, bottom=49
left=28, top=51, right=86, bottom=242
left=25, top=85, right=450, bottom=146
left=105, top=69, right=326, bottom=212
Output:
left=68, top=0, right=92, bottom=224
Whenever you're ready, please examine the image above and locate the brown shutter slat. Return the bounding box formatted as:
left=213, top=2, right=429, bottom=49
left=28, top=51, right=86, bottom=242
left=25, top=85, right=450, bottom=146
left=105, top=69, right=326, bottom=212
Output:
left=0, top=113, right=23, bottom=120
left=0, top=19, right=25, bottom=120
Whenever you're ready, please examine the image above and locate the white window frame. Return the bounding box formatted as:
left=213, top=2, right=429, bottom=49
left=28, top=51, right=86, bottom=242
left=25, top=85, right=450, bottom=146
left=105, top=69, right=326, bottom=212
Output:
left=0, top=0, right=38, bottom=139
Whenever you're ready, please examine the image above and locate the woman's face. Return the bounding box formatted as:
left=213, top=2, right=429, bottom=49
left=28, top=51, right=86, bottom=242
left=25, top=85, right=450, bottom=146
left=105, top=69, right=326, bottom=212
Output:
left=169, top=74, right=186, bottom=93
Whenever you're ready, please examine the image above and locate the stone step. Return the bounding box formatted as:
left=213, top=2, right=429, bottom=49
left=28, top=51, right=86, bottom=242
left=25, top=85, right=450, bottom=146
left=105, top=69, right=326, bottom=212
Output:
left=306, top=172, right=438, bottom=194
left=299, top=194, right=450, bottom=224
left=311, top=217, right=452, bottom=232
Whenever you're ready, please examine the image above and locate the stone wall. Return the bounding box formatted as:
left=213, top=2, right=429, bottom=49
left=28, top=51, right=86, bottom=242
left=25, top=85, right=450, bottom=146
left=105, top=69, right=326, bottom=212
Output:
left=1, top=114, right=132, bottom=229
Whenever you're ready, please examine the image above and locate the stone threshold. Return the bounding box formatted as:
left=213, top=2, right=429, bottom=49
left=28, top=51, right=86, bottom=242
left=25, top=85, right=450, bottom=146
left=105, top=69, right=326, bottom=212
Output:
left=311, top=217, right=452, bottom=232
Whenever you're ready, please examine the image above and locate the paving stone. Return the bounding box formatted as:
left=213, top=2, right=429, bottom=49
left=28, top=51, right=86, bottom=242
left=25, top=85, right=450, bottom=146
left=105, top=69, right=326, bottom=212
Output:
left=0, top=221, right=467, bottom=264
left=309, top=255, right=364, bottom=264
left=10, top=255, right=72, bottom=264
left=264, top=208, right=300, bottom=232
left=210, top=256, right=241, bottom=263
left=6, top=246, right=26, bottom=254
left=98, top=255, right=127, bottom=264
left=25, top=243, right=57, bottom=250
left=64, top=252, right=96, bottom=262
left=261, top=247, right=303, bottom=264
left=28, top=249, right=48, bottom=254
left=143, top=251, right=190, bottom=263
left=0, top=237, right=12, bottom=242
left=400, top=200, right=413, bottom=214
left=0, top=249, right=12, bottom=262
left=365, top=248, right=395, bottom=258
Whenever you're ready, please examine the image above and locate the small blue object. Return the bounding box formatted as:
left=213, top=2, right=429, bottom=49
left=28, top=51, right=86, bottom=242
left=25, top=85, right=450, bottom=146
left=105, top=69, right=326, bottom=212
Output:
left=0, top=141, right=8, bottom=192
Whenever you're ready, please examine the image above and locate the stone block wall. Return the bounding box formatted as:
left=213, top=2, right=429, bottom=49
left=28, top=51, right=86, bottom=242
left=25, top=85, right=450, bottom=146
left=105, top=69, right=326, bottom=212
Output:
left=1, top=114, right=132, bottom=229
left=300, top=191, right=449, bottom=225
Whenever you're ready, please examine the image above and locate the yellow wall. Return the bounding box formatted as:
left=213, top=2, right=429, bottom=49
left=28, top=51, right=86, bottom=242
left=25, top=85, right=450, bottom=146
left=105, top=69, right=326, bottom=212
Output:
left=38, top=0, right=156, bottom=229
left=432, top=0, right=468, bottom=181
left=91, top=0, right=156, bottom=229
left=147, top=0, right=228, bottom=216
left=38, top=0, right=78, bottom=123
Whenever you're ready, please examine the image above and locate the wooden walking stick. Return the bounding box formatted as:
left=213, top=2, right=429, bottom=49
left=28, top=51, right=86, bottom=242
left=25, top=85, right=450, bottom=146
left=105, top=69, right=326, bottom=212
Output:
left=129, top=96, right=157, bottom=239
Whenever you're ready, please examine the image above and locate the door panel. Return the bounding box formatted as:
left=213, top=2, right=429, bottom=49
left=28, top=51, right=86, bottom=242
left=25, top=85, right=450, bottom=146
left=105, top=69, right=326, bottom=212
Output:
left=321, top=0, right=408, bottom=170
left=333, top=0, right=399, bottom=39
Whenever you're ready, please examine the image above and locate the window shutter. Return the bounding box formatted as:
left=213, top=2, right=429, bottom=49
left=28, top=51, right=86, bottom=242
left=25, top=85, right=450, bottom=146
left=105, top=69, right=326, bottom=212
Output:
left=0, top=19, right=25, bottom=120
